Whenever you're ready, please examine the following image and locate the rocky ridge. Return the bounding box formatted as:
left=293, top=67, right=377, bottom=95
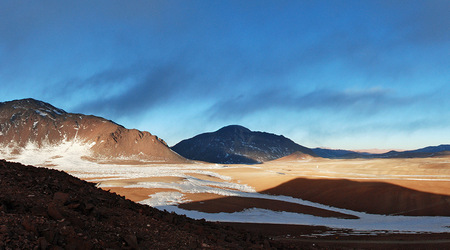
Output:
left=0, top=99, right=186, bottom=163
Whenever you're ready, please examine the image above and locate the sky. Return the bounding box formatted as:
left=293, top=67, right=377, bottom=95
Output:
left=1, top=0, right=449, bottom=150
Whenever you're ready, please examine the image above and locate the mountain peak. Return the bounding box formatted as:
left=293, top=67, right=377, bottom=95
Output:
left=216, top=125, right=251, bottom=134
left=1, top=98, right=66, bottom=116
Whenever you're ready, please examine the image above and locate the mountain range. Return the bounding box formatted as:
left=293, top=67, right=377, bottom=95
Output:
left=311, top=145, right=450, bottom=159
left=0, top=98, right=448, bottom=165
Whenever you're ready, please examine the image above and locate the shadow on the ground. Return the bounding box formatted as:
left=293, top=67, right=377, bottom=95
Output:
left=263, top=178, right=450, bottom=216
left=179, top=178, right=450, bottom=216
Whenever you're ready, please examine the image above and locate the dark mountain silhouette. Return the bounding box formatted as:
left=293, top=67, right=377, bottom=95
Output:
left=377, top=144, right=450, bottom=158
left=411, top=144, right=450, bottom=153
left=311, top=148, right=368, bottom=159
left=313, top=145, right=450, bottom=159
left=0, top=98, right=186, bottom=163
left=171, top=125, right=315, bottom=164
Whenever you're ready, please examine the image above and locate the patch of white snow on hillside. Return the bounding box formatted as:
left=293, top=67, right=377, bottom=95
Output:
left=34, top=110, right=55, bottom=120
left=158, top=206, right=450, bottom=233
left=0, top=140, right=91, bottom=167
left=71, top=164, right=235, bottom=181
left=51, top=108, right=63, bottom=115
left=123, top=177, right=254, bottom=195
left=139, top=192, right=188, bottom=206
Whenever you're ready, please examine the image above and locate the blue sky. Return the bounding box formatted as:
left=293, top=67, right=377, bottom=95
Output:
left=1, top=0, right=449, bottom=149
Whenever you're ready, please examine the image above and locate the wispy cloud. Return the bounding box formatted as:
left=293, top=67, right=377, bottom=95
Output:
left=207, top=87, right=415, bottom=120
left=0, top=0, right=448, bottom=149
left=74, top=63, right=193, bottom=117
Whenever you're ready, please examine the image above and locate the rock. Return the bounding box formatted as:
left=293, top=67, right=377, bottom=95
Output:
left=21, top=219, right=37, bottom=233
left=43, top=231, right=56, bottom=244
left=59, top=225, right=75, bottom=236
left=47, top=204, right=64, bottom=220
left=84, top=203, right=94, bottom=211
left=53, top=192, right=70, bottom=204
left=38, top=237, right=49, bottom=250
left=123, top=234, right=139, bottom=249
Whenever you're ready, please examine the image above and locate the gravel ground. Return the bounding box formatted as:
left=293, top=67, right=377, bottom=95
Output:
left=0, top=160, right=281, bottom=249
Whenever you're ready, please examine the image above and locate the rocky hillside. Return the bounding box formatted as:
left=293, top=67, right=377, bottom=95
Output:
left=171, top=125, right=315, bottom=164
left=0, top=159, right=284, bottom=249
left=0, top=98, right=186, bottom=164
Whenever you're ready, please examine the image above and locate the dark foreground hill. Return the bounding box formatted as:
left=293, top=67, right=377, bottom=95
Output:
left=171, top=125, right=315, bottom=164
left=0, top=159, right=286, bottom=249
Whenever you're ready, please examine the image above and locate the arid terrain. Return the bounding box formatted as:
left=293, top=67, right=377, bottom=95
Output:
left=2, top=0, right=449, bottom=247
left=89, top=155, right=450, bottom=216
left=1, top=99, right=449, bottom=248
left=2, top=157, right=450, bottom=249
left=21, top=153, right=449, bottom=248
left=0, top=159, right=288, bottom=249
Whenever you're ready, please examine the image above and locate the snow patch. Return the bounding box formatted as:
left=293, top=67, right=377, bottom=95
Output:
left=0, top=140, right=92, bottom=167
left=159, top=206, right=450, bottom=233
left=34, top=109, right=57, bottom=121
left=139, top=192, right=188, bottom=206
left=124, top=177, right=254, bottom=196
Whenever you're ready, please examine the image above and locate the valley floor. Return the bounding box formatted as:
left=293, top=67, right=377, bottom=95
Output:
left=4, top=151, right=450, bottom=246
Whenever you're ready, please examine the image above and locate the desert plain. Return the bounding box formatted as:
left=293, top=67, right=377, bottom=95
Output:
left=90, top=155, right=450, bottom=248
left=40, top=154, right=449, bottom=232
left=4, top=145, right=450, bottom=247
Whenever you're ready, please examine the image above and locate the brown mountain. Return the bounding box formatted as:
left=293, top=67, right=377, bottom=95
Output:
left=0, top=98, right=186, bottom=163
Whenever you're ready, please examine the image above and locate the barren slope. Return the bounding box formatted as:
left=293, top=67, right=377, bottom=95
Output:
left=0, top=98, right=186, bottom=163
left=0, top=159, right=282, bottom=249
